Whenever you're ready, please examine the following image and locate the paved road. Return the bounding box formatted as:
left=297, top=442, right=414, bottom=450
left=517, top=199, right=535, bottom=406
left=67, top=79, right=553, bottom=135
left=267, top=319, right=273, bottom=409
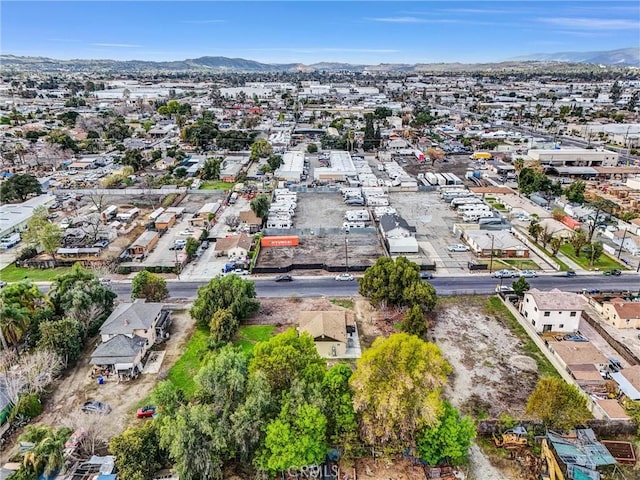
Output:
left=103, top=274, right=640, bottom=300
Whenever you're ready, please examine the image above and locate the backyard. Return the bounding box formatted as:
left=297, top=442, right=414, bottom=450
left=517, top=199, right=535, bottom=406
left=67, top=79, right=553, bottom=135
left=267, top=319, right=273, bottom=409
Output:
left=234, top=325, right=275, bottom=354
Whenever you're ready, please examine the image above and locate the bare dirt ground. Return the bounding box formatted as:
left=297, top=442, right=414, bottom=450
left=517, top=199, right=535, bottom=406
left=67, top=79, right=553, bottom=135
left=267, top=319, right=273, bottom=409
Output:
left=1, top=308, right=194, bottom=460
left=250, top=296, right=352, bottom=328
left=354, top=295, right=539, bottom=480
left=430, top=296, right=538, bottom=418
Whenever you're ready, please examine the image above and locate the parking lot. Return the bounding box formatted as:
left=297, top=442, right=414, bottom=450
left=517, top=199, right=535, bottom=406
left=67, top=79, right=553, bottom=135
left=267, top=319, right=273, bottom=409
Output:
left=140, top=217, right=201, bottom=268
left=389, top=191, right=476, bottom=273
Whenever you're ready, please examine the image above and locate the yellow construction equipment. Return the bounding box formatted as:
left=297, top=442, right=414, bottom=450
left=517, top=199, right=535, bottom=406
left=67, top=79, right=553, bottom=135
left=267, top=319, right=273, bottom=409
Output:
left=539, top=438, right=565, bottom=480
left=492, top=426, right=528, bottom=450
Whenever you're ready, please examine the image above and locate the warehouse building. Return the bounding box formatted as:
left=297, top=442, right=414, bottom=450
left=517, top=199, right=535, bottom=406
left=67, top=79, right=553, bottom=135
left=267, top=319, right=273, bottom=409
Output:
left=276, top=151, right=305, bottom=182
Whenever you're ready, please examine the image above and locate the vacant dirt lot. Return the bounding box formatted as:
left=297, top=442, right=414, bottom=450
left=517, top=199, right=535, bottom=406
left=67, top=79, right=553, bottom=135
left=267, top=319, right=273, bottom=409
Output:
left=250, top=297, right=353, bottom=328
left=430, top=296, right=538, bottom=418
left=257, top=230, right=385, bottom=270
left=16, top=309, right=194, bottom=449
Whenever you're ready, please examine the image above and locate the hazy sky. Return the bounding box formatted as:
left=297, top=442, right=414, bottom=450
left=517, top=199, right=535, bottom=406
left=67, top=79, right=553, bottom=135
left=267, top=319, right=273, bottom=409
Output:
left=2, top=1, right=639, bottom=63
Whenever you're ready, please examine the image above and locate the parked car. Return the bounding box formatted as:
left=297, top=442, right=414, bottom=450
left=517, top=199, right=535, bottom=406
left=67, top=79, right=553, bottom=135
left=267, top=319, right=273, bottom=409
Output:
left=178, top=229, right=195, bottom=236
left=81, top=401, right=111, bottom=415
left=493, top=269, right=517, bottom=278
left=603, top=269, right=621, bottom=276
left=201, top=241, right=209, bottom=249
left=233, top=268, right=249, bottom=275
left=275, top=274, right=293, bottom=282
left=419, top=272, right=433, bottom=280
left=607, top=357, right=623, bottom=372
left=448, top=244, right=470, bottom=252
left=335, top=273, right=355, bottom=281
left=99, top=278, right=112, bottom=287
left=519, top=270, right=537, bottom=278
left=564, top=271, right=577, bottom=277
left=137, top=405, right=157, bottom=419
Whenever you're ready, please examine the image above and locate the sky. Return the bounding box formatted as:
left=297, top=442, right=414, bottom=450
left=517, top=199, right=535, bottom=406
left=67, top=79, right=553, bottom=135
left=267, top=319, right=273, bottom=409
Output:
left=2, top=1, right=639, bottom=64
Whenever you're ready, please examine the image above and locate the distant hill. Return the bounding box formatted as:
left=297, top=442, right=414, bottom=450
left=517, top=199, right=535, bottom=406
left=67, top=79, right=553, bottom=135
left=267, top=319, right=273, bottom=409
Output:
left=510, top=48, right=640, bottom=66
left=1, top=49, right=638, bottom=73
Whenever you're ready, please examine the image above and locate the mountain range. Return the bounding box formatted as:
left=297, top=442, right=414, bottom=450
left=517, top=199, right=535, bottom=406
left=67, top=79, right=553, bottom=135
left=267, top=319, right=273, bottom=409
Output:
left=510, top=48, right=639, bottom=66
left=1, top=48, right=638, bottom=73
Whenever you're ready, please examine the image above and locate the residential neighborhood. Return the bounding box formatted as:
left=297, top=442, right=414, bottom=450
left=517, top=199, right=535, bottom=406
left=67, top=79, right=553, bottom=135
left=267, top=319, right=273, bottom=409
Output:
left=0, top=2, right=639, bottom=479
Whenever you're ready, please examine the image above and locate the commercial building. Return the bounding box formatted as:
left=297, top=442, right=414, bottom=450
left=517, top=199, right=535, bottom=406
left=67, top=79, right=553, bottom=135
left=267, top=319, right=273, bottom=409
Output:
left=0, top=194, right=56, bottom=238
left=275, top=151, right=305, bottom=182
left=465, top=230, right=529, bottom=258
left=313, top=151, right=357, bottom=182
left=527, top=148, right=618, bottom=168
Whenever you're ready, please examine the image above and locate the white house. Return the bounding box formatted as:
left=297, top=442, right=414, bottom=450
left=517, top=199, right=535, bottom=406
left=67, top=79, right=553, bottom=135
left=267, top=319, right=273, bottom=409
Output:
left=520, top=288, right=586, bottom=333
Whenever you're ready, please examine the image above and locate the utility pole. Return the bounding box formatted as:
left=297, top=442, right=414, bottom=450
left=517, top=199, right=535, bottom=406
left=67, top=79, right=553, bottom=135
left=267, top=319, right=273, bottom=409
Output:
left=617, top=229, right=627, bottom=259
left=488, top=233, right=495, bottom=274
left=344, top=232, right=349, bottom=273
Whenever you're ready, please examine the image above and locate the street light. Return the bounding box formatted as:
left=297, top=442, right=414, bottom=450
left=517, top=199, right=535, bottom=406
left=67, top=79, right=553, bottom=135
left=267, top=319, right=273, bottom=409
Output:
left=488, top=233, right=495, bottom=274
left=344, top=230, right=349, bottom=273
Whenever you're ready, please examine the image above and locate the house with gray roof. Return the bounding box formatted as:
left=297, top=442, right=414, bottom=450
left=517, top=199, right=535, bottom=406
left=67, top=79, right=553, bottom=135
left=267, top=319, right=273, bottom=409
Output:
left=90, top=301, right=170, bottom=378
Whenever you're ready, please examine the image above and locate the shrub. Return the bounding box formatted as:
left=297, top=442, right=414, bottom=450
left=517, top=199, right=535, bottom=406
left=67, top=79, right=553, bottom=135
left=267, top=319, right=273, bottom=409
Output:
left=13, top=393, right=43, bottom=420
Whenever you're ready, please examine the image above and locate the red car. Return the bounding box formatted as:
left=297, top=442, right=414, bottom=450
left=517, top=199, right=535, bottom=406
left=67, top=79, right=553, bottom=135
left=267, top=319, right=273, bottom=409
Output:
left=136, top=405, right=157, bottom=418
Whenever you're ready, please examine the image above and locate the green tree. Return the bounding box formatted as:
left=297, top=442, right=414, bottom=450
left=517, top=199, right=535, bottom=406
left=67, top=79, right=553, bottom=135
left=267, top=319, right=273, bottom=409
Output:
left=306, top=143, right=318, bottom=153
left=373, top=106, right=392, bottom=119
left=109, top=422, right=164, bottom=480
left=549, top=236, right=563, bottom=256
left=350, top=333, right=451, bottom=447
left=208, top=308, right=239, bottom=345
left=131, top=270, right=169, bottom=302
left=363, top=115, right=376, bottom=151
left=584, top=241, right=604, bottom=266
left=257, top=401, right=327, bottom=476
left=194, top=345, right=247, bottom=406
left=569, top=229, right=587, bottom=257
left=401, top=304, right=428, bottom=338
left=249, top=328, right=325, bottom=393
left=0, top=303, right=30, bottom=351
left=585, top=198, right=617, bottom=243
left=49, top=263, right=116, bottom=330
left=528, top=218, right=543, bottom=243
left=20, top=425, right=72, bottom=478
left=511, top=276, right=530, bottom=296
left=37, top=318, right=84, bottom=367
left=359, top=257, right=437, bottom=311
left=0, top=174, right=42, bottom=203
left=190, top=275, right=259, bottom=327
left=416, top=401, right=476, bottom=467
left=565, top=180, right=586, bottom=204
left=202, top=158, right=221, bottom=180
left=250, top=194, right=270, bottom=222
left=122, top=148, right=146, bottom=171
left=322, top=364, right=357, bottom=446
left=159, top=404, right=228, bottom=480
left=266, top=154, right=284, bottom=172
left=21, top=207, right=63, bottom=266
left=250, top=139, right=273, bottom=160
left=526, top=377, right=591, bottom=430
left=185, top=237, right=200, bottom=258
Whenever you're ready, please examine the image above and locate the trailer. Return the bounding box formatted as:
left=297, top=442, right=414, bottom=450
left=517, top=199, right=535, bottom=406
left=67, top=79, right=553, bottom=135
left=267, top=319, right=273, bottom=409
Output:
left=457, top=203, right=491, bottom=213
left=463, top=211, right=495, bottom=222
left=345, top=210, right=370, bottom=222
left=450, top=197, right=483, bottom=208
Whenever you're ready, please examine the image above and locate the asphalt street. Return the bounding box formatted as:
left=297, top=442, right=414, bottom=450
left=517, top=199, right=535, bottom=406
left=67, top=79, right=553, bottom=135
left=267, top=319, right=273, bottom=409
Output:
left=103, top=273, right=639, bottom=300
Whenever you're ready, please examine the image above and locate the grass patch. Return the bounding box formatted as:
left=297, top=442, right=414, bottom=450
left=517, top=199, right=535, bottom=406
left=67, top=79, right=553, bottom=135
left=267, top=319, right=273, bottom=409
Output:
left=482, top=258, right=540, bottom=270
left=166, top=326, right=210, bottom=397
left=330, top=298, right=354, bottom=309
left=0, top=264, right=72, bottom=282
left=234, top=325, right=275, bottom=355
left=199, top=181, right=235, bottom=191
left=484, top=297, right=559, bottom=379
left=536, top=245, right=571, bottom=271
left=559, top=244, right=626, bottom=271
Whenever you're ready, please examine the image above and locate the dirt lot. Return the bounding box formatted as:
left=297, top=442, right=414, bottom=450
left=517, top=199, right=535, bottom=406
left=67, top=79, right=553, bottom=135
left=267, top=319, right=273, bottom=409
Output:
left=354, top=296, right=539, bottom=480
left=257, top=230, right=385, bottom=270
left=5, top=308, right=195, bottom=455
left=250, top=296, right=353, bottom=327
left=295, top=192, right=347, bottom=229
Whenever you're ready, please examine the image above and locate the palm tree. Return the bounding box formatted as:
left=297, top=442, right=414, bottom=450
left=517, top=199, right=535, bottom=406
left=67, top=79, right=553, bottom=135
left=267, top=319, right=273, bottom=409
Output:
left=0, top=303, right=30, bottom=351
left=21, top=425, right=72, bottom=478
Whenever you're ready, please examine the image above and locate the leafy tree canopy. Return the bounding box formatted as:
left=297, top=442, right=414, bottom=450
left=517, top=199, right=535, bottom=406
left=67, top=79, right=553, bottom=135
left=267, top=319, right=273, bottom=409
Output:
left=131, top=270, right=169, bottom=302
left=526, top=377, right=591, bottom=431
left=350, top=333, right=451, bottom=447
left=190, top=275, right=259, bottom=327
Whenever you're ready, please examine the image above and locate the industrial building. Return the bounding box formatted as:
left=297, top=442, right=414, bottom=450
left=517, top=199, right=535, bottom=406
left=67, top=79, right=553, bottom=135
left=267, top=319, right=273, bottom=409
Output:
left=527, top=148, right=618, bottom=168
left=275, top=151, right=305, bottom=182
left=314, top=151, right=357, bottom=182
